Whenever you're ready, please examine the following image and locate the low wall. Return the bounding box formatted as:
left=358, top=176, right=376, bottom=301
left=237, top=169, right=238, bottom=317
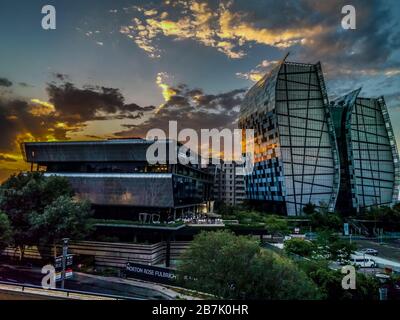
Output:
left=1, top=241, right=191, bottom=268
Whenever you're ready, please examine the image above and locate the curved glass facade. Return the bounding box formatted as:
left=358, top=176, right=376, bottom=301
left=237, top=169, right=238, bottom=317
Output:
left=331, top=92, right=400, bottom=212
left=239, top=60, right=340, bottom=216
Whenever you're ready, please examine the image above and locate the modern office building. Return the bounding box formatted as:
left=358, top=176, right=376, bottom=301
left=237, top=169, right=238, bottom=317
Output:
left=239, top=57, right=399, bottom=216
left=330, top=90, right=400, bottom=213
left=239, top=58, right=340, bottom=216
left=208, top=161, right=246, bottom=206
left=22, top=139, right=213, bottom=221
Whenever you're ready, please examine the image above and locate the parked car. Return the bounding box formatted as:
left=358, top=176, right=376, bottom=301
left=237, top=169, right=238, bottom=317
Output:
left=360, top=248, right=378, bottom=256
left=350, top=256, right=376, bottom=268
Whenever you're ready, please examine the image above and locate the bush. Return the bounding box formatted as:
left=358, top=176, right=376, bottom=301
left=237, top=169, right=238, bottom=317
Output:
left=284, top=238, right=315, bottom=257
left=177, top=230, right=320, bottom=299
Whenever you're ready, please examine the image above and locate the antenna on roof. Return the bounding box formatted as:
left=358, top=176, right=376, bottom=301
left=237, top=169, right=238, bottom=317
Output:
left=282, top=52, right=290, bottom=62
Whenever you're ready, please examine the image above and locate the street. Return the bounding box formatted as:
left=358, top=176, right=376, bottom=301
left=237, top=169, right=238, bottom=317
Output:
left=355, top=239, right=400, bottom=263
left=0, top=264, right=170, bottom=300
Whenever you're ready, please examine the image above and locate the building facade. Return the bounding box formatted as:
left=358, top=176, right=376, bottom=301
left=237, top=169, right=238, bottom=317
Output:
left=208, top=161, right=246, bottom=206
left=330, top=90, right=400, bottom=213
left=239, top=59, right=340, bottom=216
left=22, top=139, right=213, bottom=221
left=239, top=57, right=399, bottom=216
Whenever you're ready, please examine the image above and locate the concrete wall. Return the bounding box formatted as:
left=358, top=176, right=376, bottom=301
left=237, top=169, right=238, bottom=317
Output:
left=1, top=241, right=191, bottom=268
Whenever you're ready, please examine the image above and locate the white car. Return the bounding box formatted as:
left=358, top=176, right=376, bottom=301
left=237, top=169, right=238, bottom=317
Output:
left=350, top=256, right=376, bottom=268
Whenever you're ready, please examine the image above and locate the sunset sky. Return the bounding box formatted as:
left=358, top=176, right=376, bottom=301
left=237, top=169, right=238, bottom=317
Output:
left=1, top=0, right=400, bottom=181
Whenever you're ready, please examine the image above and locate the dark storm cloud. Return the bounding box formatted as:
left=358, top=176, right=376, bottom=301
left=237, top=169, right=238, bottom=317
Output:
left=0, top=98, right=68, bottom=152
left=0, top=78, right=12, bottom=87
left=47, top=82, right=152, bottom=124
left=294, top=0, right=399, bottom=74
left=124, top=103, right=156, bottom=112
left=115, top=84, right=246, bottom=138
left=0, top=80, right=154, bottom=155
left=234, top=0, right=399, bottom=72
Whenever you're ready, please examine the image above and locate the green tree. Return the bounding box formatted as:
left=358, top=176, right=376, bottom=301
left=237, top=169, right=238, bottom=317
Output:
left=30, top=196, right=93, bottom=257
left=314, top=231, right=355, bottom=262
left=308, top=211, right=343, bottom=232
left=284, top=238, right=315, bottom=257
left=0, top=172, right=80, bottom=260
left=303, top=202, right=317, bottom=215
left=0, top=172, right=45, bottom=259
left=303, top=202, right=343, bottom=232
left=177, top=230, right=320, bottom=299
left=367, top=205, right=400, bottom=231
left=0, top=211, right=12, bottom=252
left=298, top=260, right=380, bottom=300
left=264, top=215, right=289, bottom=236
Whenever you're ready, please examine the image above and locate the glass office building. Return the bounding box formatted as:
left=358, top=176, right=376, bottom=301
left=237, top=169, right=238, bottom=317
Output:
left=239, top=59, right=340, bottom=216
left=22, top=139, right=213, bottom=221
left=240, top=57, right=399, bottom=216
left=330, top=91, right=400, bottom=213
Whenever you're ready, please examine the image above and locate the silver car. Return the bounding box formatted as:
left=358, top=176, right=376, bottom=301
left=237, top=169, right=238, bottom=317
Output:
left=360, top=248, right=378, bottom=256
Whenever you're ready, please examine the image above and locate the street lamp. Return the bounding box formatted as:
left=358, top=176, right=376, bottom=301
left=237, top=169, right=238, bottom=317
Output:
left=61, top=238, right=69, bottom=289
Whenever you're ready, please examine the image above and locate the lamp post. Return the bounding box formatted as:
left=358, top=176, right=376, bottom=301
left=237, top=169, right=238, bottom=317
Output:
left=61, top=238, right=69, bottom=289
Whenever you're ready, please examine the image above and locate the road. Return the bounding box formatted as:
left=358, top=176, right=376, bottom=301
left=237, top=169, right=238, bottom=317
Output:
left=0, top=264, right=169, bottom=300
left=355, top=239, right=400, bottom=262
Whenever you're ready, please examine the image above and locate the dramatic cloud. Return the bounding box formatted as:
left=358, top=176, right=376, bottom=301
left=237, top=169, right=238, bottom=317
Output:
left=115, top=82, right=246, bottom=138
left=0, top=78, right=13, bottom=87
left=118, top=0, right=400, bottom=82
left=0, top=79, right=156, bottom=165
left=120, top=0, right=325, bottom=59
left=46, top=81, right=154, bottom=126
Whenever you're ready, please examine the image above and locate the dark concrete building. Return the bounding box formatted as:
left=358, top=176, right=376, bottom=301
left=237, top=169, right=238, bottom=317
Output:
left=22, top=139, right=213, bottom=222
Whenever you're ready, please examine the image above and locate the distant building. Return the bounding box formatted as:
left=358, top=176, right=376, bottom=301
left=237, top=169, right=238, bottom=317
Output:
left=330, top=90, right=400, bottom=213
left=22, top=139, right=213, bottom=221
left=208, top=161, right=246, bottom=206
left=239, top=58, right=340, bottom=216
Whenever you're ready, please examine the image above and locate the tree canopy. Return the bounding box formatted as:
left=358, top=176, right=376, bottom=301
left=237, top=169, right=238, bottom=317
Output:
left=284, top=238, right=315, bottom=258
left=30, top=195, right=93, bottom=249
left=177, top=230, right=320, bottom=299
left=0, top=172, right=92, bottom=259
left=0, top=211, right=12, bottom=251
left=298, top=260, right=380, bottom=300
